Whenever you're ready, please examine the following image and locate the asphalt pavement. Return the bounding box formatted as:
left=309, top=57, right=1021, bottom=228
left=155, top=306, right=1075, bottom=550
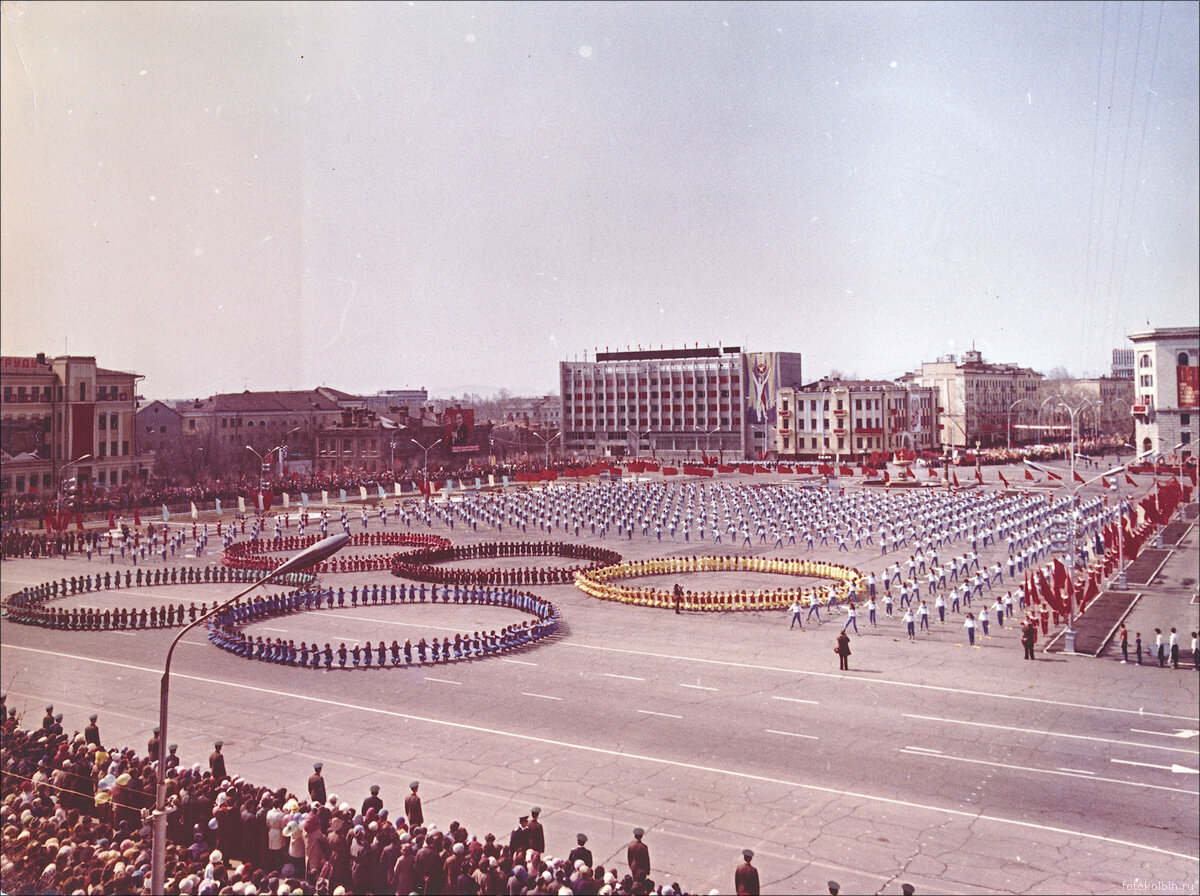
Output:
left=2, top=465, right=1197, bottom=895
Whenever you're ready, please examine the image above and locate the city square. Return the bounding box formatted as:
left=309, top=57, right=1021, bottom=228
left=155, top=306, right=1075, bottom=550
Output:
left=3, top=463, right=1197, bottom=894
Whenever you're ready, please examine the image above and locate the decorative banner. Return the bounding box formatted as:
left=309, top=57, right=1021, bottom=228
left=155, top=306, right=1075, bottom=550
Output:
left=444, top=408, right=480, bottom=453
left=283, top=493, right=290, bottom=508
left=191, top=502, right=198, bottom=519
left=215, top=498, right=222, bottom=514
left=300, top=493, right=308, bottom=507
left=238, top=496, right=246, bottom=513
left=162, top=504, right=170, bottom=521
left=1178, top=365, right=1199, bottom=409
left=394, top=483, right=403, bottom=497
left=339, top=489, right=347, bottom=502
left=488, top=474, right=496, bottom=487
left=378, top=485, right=387, bottom=499
left=321, top=490, right=329, bottom=505
left=360, top=486, right=368, bottom=500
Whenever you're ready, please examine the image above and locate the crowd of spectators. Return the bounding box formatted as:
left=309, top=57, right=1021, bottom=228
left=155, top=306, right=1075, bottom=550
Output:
left=1, top=706, right=699, bottom=896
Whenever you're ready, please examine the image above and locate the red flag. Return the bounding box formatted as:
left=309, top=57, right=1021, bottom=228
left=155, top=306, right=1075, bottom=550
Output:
left=975, top=467, right=983, bottom=483
left=1047, top=470, right=1062, bottom=481
left=882, top=470, right=890, bottom=483
left=998, top=471, right=1009, bottom=487
left=1025, top=468, right=1035, bottom=481
left=952, top=471, right=960, bottom=487
left=134, top=507, right=141, bottom=525
left=75, top=513, right=85, bottom=531
left=928, top=467, right=938, bottom=479
left=1100, top=476, right=1111, bottom=489
left=905, top=465, right=916, bottom=479
left=1124, top=472, right=1136, bottom=486
left=1073, top=470, right=1085, bottom=484
left=44, top=512, right=56, bottom=533
left=1052, top=558, right=1069, bottom=596
left=839, top=465, right=855, bottom=477
left=107, top=510, right=116, bottom=530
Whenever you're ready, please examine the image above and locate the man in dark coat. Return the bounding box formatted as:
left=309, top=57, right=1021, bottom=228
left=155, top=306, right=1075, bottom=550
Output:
left=836, top=631, right=852, bottom=671
left=405, top=780, right=423, bottom=827
left=568, top=833, right=593, bottom=870
left=526, top=806, right=546, bottom=853
left=361, top=784, right=383, bottom=817
left=209, top=740, right=227, bottom=780
left=735, top=849, right=760, bottom=895
left=627, top=827, right=650, bottom=881
left=508, top=815, right=530, bottom=857
left=308, top=762, right=327, bottom=805
left=84, top=714, right=102, bottom=747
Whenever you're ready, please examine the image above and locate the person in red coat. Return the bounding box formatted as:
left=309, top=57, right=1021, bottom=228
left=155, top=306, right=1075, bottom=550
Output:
left=736, top=849, right=760, bottom=896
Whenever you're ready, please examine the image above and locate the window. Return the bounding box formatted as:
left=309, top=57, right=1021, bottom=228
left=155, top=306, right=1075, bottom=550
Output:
left=1183, top=433, right=1192, bottom=445
left=122, top=441, right=128, bottom=455
left=1139, top=354, right=1152, bottom=368
left=98, top=415, right=107, bottom=431
left=1179, top=352, right=1190, bottom=366
left=98, top=443, right=106, bottom=458
left=189, top=420, right=196, bottom=430
left=1183, top=414, right=1191, bottom=426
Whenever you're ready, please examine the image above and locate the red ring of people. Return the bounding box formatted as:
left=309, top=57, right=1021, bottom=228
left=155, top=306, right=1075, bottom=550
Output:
left=389, top=541, right=624, bottom=586
left=222, top=532, right=452, bottom=573
left=1, top=566, right=318, bottom=630
left=574, top=555, right=866, bottom=611
left=206, top=580, right=561, bottom=668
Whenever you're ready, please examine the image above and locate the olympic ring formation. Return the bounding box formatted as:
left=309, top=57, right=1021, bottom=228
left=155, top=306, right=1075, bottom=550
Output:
left=1, top=566, right=318, bottom=630
left=574, top=556, right=866, bottom=611
left=390, top=541, right=623, bottom=585
left=223, top=533, right=451, bottom=573
left=206, top=581, right=560, bottom=668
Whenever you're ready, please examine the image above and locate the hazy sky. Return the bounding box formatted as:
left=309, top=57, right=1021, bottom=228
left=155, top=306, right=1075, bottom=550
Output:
left=2, top=1, right=1197, bottom=401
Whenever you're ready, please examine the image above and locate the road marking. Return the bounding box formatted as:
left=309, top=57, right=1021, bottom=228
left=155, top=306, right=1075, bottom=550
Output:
left=521, top=692, right=562, bottom=701
left=567, top=643, right=1199, bottom=722
left=904, top=746, right=943, bottom=754
left=902, top=713, right=1199, bottom=755
left=603, top=673, right=644, bottom=681
left=502, top=659, right=537, bottom=666
left=424, top=677, right=459, bottom=685
left=1058, top=768, right=1095, bottom=775
left=1111, top=759, right=1199, bottom=775
left=680, top=684, right=717, bottom=692
left=1130, top=728, right=1200, bottom=740
left=638, top=710, right=683, bottom=719
left=896, top=748, right=1198, bottom=796
left=765, top=729, right=818, bottom=740
left=771, top=696, right=819, bottom=705
left=260, top=627, right=289, bottom=633
left=4, top=643, right=1195, bottom=864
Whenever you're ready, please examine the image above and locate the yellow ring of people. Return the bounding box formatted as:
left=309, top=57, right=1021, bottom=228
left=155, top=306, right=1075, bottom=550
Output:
left=573, top=555, right=866, bottom=611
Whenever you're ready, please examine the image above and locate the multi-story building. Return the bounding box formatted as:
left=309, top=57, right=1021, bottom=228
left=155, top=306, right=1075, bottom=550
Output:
left=900, top=350, right=1043, bottom=449
left=559, top=346, right=802, bottom=461
left=1, top=353, right=142, bottom=497
left=1111, top=348, right=1135, bottom=380
left=1039, top=376, right=1135, bottom=443
left=777, top=379, right=938, bottom=460
left=497, top=395, right=562, bottom=429
left=362, top=388, right=428, bottom=416
left=1128, top=326, right=1200, bottom=459
left=136, top=400, right=184, bottom=454
left=314, top=407, right=403, bottom=476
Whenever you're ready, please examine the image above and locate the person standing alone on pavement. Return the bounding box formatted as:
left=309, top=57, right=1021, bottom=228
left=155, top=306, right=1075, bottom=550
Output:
left=836, top=630, right=851, bottom=671
left=1118, top=624, right=1129, bottom=663
left=735, top=849, right=760, bottom=895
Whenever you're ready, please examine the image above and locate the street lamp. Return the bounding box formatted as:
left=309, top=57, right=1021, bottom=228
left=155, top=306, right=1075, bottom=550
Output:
left=1007, top=398, right=1033, bottom=451
left=56, top=453, right=93, bottom=522
left=529, top=431, right=561, bottom=470
left=626, top=428, right=651, bottom=462
left=411, top=438, right=442, bottom=509
left=1055, top=399, right=1096, bottom=486
left=696, top=426, right=719, bottom=464
left=1038, top=395, right=1059, bottom=445
left=151, top=533, right=350, bottom=895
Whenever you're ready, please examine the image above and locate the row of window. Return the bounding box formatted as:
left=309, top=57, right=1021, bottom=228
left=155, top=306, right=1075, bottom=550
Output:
left=2, top=384, right=128, bottom=403
left=3, top=467, right=134, bottom=494
left=317, top=438, right=379, bottom=455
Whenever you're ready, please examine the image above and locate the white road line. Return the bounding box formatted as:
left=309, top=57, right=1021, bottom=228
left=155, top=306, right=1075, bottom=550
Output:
left=1112, top=759, right=1200, bottom=775
left=521, top=692, right=562, bottom=701
left=904, top=746, right=943, bottom=754
left=260, top=627, right=289, bottom=633
left=1059, top=768, right=1095, bottom=775
left=4, top=644, right=1194, bottom=864
left=1130, top=728, right=1200, bottom=740
left=902, top=713, right=1199, bottom=755
left=567, top=643, right=1200, bottom=722
left=424, top=677, right=459, bottom=685
left=771, top=696, right=820, bottom=705
left=896, top=748, right=1198, bottom=796
left=765, top=729, right=818, bottom=740
left=502, top=659, right=537, bottom=667
left=680, top=684, right=718, bottom=692
left=603, top=673, right=644, bottom=681
left=638, top=710, right=683, bottom=719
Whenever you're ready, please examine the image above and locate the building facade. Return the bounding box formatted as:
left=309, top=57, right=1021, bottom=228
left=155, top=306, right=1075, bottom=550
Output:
left=1, top=354, right=142, bottom=497
left=1111, top=348, right=1135, bottom=380
left=559, top=347, right=802, bottom=461
left=1128, top=326, right=1199, bottom=460
left=777, top=380, right=938, bottom=460
left=362, top=389, right=428, bottom=416
left=1039, top=376, right=1135, bottom=443
left=900, top=350, right=1044, bottom=449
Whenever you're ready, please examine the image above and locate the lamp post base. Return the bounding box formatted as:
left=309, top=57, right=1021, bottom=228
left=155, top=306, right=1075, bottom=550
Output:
left=1063, top=628, right=1077, bottom=655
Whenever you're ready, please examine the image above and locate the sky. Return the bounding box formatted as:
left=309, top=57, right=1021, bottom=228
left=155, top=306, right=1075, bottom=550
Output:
left=2, top=1, right=1197, bottom=402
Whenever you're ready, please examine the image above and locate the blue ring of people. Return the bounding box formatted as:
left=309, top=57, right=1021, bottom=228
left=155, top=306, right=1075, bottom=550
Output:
left=574, top=555, right=866, bottom=611
left=222, top=532, right=452, bottom=573
left=206, top=581, right=561, bottom=668
left=389, top=540, right=624, bottom=585
left=0, top=566, right=319, bottom=630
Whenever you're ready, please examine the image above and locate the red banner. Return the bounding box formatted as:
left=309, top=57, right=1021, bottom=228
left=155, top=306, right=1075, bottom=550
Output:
left=797, top=465, right=813, bottom=474
left=1178, top=365, right=1199, bottom=409
left=839, top=465, right=854, bottom=477
left=739, top=464, right=755, bottom=474
left=661, top=466, right=679, bottom=476
left=683, top=465, right=714, bottom=477
left=444, top=409, right=478, bottom=453
left=70, top=403, right=95, bottom=463
left=777, top=465, right=793, bottom=473
left=717, top=464, right=735, bottom=473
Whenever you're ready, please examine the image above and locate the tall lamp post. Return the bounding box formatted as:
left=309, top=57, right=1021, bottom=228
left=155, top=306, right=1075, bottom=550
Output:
left=530, top=431, right=561, bottom=470
left=411, top=438, right=442, bottom=510
left=56, top=453, right=94, bottom=522
left=1007, top=398, right=1033, bottom=451
left=626, top=428, right=651, bottom=462
left=151, top=533, right=350, bottom=895
left=696, top=426, right=719, bottom=464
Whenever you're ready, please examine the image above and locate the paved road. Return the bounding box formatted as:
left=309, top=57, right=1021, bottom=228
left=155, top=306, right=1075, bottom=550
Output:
left=3, top=470, right=1197, bottom=895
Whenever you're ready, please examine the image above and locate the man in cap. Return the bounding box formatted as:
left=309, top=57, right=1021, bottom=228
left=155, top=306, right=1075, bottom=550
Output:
left=567, top=833, right=592, bottom=870
left=735, top=849, right=759, bottom=896
left=404, top=781, right=423, bottom=827
left=165, top=744, right=181, bottom=772
left=42, top=705, right=55, bottom=730
left=148, top=727, right=161, bottom=762
left=209, top=740, right=227, bottom=780
left=308, top=763, right=327, bottom=805
left=901, top=885, right=915, bottom=896
left=828, top=882, right=840, bottom=895
left=527, top=806, right=545, bottom=853
left=84, top=714, right=101, bottom=747
left=627, top=827, right=650, bottom=881
left=362, top=784, right=383, bottom=816
left=509, top=814, right=531, bottom=856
